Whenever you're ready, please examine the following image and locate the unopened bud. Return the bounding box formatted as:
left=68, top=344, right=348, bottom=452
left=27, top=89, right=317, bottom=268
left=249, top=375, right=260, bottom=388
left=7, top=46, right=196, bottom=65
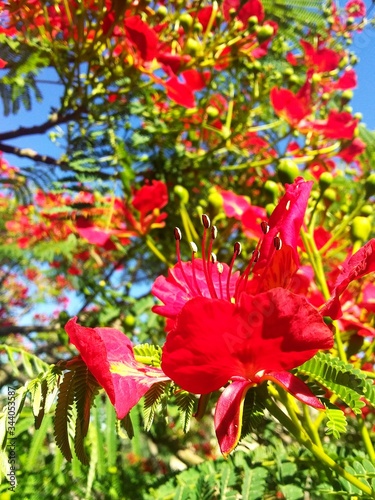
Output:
left=351, top=216, right=372, bottom=242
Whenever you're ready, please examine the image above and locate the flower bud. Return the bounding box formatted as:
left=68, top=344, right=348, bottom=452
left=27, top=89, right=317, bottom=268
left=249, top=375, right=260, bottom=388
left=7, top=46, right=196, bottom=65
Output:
left=174, top=185, right=189, bottom=204
left=264, top=180, right=279, bottom=202
left=351, top=216, right=372, bottom=242
left=323, top=188, right=336, bottom=205
left=157, top=5, right=168, bottom=17
left=185, top=38, right=202, bottom=56
left=124, top=315, right=136, bottom=327
left=361, top=204, right=373, bottom=216
left=208, top=191, right=223, bottom=208
left=277, top=159, right=299, bottom=184
left=365, top=173, right=375, bottom=198
left=179, top=12, right=194, bottom=30
left=255, top=24, right=274, bottom=43
left=265, top=203, right=275, bottom=217
left=319, top=172, right=333, bottom=192
left=206, top=106, right=219, bottom=118
left=341, top=89, right=353, bottom=105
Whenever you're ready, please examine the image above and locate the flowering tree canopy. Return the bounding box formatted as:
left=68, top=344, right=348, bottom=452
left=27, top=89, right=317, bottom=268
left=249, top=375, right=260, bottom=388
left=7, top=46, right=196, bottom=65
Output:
left=0, top=0, right=375, bottom=498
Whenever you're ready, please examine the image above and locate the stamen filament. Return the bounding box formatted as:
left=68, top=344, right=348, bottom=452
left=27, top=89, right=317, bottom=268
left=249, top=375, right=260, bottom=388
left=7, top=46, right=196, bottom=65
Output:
left=174, top=227, right=195, bottom=296
left=201, top=215, right=217, bottom=299
left=226, top=241, right=241, bottom=301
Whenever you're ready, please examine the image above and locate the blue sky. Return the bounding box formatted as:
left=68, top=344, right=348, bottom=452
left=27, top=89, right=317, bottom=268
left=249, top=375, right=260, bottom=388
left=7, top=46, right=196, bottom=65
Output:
left=350, top=0, right=375, bottom=129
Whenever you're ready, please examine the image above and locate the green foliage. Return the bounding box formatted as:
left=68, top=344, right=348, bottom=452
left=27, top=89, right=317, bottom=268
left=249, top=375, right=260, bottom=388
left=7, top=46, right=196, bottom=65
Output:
left=0, top=36, right=46, bottom=115
left=54, top=360, right=100, bottom=464
left=143, top=381, right=169, bottom=432
left=324, top=405, right=348, bottom=439
left=297, top=352, right=374, bottom=414
left=174, top=391, right=197, bottom=433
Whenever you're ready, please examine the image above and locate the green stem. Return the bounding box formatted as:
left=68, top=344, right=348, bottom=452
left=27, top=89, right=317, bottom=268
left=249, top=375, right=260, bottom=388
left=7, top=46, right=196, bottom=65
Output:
left=302, top=404, right=323, bottom=449
left=319, top=196, right=366, bottom=255
left=360, top=419, right=375, bottom=464
left=145, top=235, right=171, bottom=267
left=264, top=398, right=375, bottom=497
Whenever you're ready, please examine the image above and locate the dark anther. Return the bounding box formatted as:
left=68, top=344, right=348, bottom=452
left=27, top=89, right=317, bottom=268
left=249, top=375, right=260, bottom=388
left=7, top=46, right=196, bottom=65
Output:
left=202, top=214, right=211, bottom=229
left=260, top=221, right=270, bottom=234
left=252, top=249, right=260, bottom=262
left=211, top=225, right=218, bottom=239
left=234, top=241, right=242, bottom=255
left=273, top=236, right=282, bottom=250
left=174, top=227, right=182, bottom=241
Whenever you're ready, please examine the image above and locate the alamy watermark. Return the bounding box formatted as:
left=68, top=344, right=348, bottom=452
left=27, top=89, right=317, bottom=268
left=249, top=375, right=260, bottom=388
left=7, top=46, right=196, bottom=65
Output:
left=6, top=387, right=17, bottom=491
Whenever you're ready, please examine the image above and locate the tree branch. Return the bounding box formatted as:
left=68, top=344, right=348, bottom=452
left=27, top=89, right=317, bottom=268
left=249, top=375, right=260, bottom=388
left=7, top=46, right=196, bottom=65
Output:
left=0, top=108, right=84, bottom=141
left=0, top=142, right=67, bottom=167
left=0, top=325, right=56, bottom=336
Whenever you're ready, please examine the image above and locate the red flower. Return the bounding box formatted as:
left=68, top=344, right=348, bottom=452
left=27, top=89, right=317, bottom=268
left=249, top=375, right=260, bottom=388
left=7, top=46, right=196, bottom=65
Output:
left=308, top=110, right=359, bottom=140
left=65, top=317, right=169, bottom=419
left=299, top=40, right=341, bottom=73
left=222, top=0, right=265, bottom=25
left=153, top=179, right=334, bottom=455
left=219, top=188, right=267, bottom=239
left=345, top=0, right=366, bottom=17
left=270, top=80, right=312, bottom=127
left=123, top=16, right=158, bottom=63
left=321, top=239, right=375, bottom=320
left=166, top=69, right=208, bottom=108
left=132, top=179, right=168, bottom=216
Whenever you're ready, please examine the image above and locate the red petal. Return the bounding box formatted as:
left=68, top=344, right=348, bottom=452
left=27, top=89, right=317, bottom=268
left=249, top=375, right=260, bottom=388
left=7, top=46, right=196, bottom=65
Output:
left=253, top=178, right=313, bottom=282
left=132, top=180, right=168, bottom=215
left=65, top=317, right=168, bottom=419
left=161, top=289, right=333, bottom=394
left=166, top=76, right=196, bottom=108
left=322, top=239, right=375, bottom=319
left=261, top=371, right=325, bottom=409
left=124, top=16, right=158, bottom=62
left=270, top=87, right=310, bottom=125
left=76, top=226, right=111, bottom=246
left=220, top=189, right=252, bottom=219
left=161, top=298, right=238, bottom=393
left=152, top=258, right=239, bottom=319
left=214, top=379, right=253, bottom=456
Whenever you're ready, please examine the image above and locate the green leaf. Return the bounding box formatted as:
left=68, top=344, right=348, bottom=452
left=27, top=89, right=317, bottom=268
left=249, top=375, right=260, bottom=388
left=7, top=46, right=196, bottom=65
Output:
left=174, top=390, right=197, bottom=433
left=143, top=381, right=169, bottom=432
left=241, top=467, right=268, bottom=500
left=297, top=352, right=369, bottom=414
left=325, top=406, right=347, bottom=439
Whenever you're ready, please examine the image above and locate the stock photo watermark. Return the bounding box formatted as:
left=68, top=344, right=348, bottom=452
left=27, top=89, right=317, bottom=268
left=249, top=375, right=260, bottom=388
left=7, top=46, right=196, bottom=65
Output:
left=6, top=387, right=17, bottom=491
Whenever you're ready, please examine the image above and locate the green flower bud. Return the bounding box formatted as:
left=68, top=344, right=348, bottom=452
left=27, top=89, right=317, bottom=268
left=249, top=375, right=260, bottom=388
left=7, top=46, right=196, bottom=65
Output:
left=365, top=173, right=375, bottom=198
left=351, top=216, right=372, bottom=242
left=174, top=185, right=189, bottom=204
left=341, top=89, right=353, bottom=104
left=185, top=38, right=202, bottom=56
left=255, top=24, right=274, bottom=43
left=208, top=191, right=224, bottom=208
left=157, top=5, right=168, bottom=17
left=319, top=172, right=333, bottom=191
left=124, top=315, right=135, bottom=328
left=323, top=187, right=336, bottom=203
left=361, top=204, right=373, bottom=216
left=179, top=12, right=193, bottom=30
left=206, top=105, right=219, bottom=118
left=265, top=203, right=276, bottom=217
left=264, top=180, right=279, bottom=202
left=248, top=15, right=258, bottom=28
left=277, top=159, right=300, bottom=184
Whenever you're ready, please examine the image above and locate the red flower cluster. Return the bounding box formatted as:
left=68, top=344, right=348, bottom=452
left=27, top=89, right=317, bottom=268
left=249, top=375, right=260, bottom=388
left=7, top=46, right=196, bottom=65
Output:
left=63, top=178, right=375, bottom=456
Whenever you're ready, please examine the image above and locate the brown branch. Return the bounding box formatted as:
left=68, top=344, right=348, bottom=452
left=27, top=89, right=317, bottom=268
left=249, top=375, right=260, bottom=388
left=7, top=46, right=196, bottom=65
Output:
left=0, top=108, right=84, bottom=141
left=0, top=325, right=56, bottom=336
left=0, top=142, right=67, bottom=167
